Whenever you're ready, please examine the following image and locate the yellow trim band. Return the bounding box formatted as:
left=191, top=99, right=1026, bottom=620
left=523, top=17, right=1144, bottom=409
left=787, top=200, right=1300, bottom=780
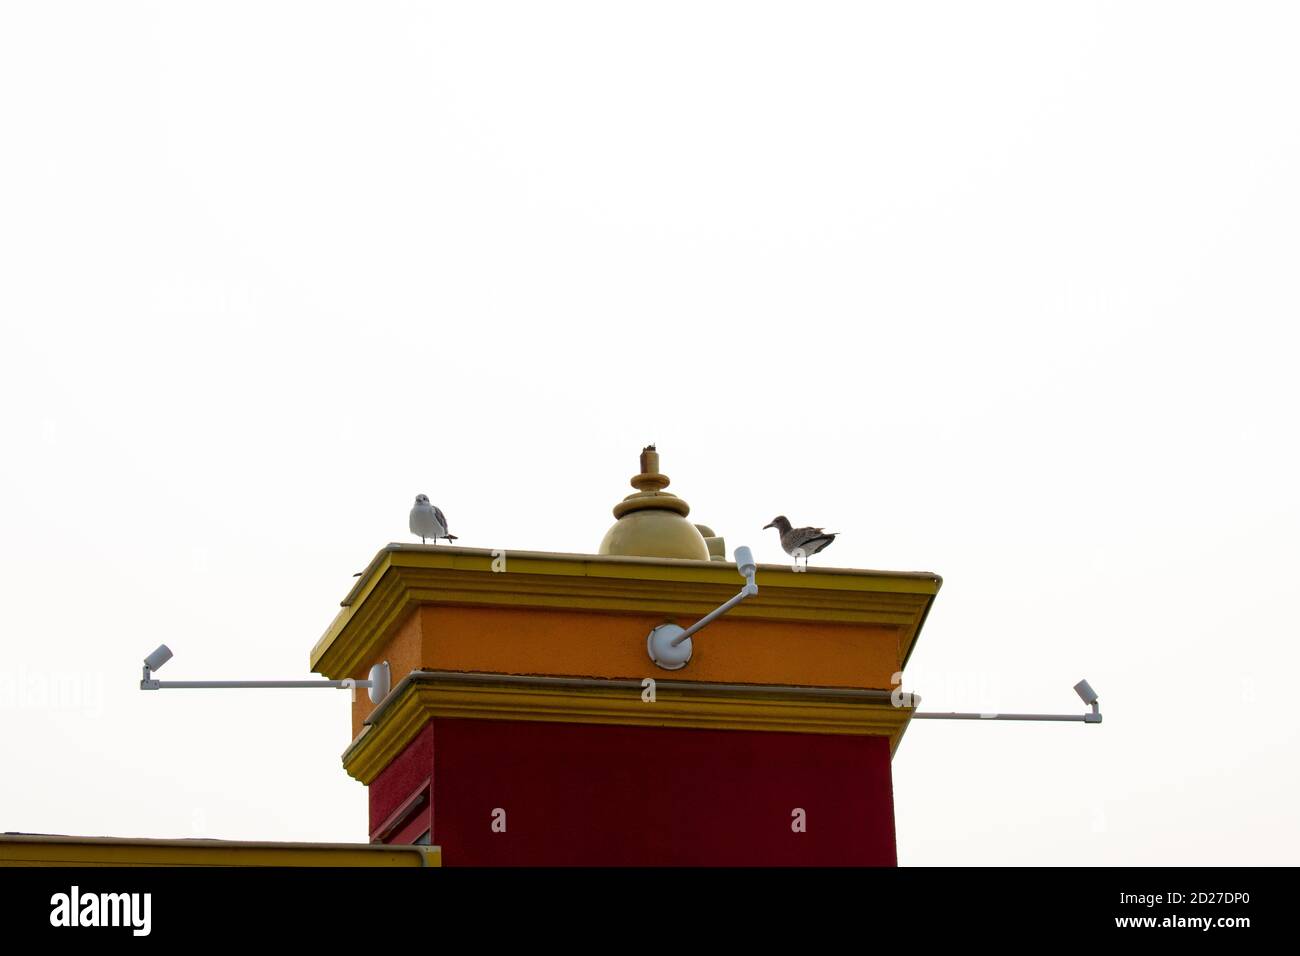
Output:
left=313, top=545, right=941, bottom=680
left=341, top=671, right=917, bottom=784
left=0, top=835, right=440, bottom=867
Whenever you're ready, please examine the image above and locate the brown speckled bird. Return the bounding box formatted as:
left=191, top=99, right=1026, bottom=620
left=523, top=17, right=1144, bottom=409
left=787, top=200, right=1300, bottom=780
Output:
left=764, top=516, right=836, bottom=567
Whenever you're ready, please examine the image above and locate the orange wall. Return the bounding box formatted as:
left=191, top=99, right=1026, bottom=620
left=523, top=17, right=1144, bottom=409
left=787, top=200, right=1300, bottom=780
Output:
left=351, top=604, right=901, bottom=736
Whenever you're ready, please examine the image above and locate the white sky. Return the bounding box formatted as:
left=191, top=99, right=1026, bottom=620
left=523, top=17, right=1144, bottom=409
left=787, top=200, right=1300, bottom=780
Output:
left=2, top=2, right=1297, bottom=865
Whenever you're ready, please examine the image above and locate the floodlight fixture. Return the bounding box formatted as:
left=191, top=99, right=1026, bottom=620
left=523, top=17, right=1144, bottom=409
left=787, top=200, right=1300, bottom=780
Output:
left=911, top=679, right=1103, bottom=725
left=1074, top=679, right=1098, bottom=706
left=140, top=649, right=391, bottom=705
left=647, top=545, right=759, bottom=670
left=144, top=645, right=173, bottom=673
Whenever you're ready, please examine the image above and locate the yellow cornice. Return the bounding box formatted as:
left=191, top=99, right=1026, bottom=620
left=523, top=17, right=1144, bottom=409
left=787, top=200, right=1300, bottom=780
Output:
left=312, top=545, right=941, bottom=679
left=341, top=670, right=918, bottom=784
left=0, top=835, right=439, bottom=867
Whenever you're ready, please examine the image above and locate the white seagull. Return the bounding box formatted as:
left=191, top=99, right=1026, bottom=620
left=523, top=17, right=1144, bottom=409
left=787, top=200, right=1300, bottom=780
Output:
left=764, top=515, right=836, bottom=567
left=409, top=494, right=457, bottom=545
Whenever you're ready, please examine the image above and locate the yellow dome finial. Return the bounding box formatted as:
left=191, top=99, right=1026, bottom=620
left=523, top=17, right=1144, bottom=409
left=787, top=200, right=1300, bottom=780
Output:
left=632, top=445, right=669, bottom=493
left=599, top=446, right=709, bottom=559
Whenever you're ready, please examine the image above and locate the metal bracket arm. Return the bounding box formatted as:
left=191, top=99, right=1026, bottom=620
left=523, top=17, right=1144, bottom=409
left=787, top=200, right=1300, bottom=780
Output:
left=646, top=547, right=758, bottom=670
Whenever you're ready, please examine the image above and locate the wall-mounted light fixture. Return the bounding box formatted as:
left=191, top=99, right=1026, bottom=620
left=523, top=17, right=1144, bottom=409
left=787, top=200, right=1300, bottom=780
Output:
left=139, top=644, right=391, bottom=705
left=647, top=546, right=758, bottom=670
left=912, top=679, right=1102, bottom=724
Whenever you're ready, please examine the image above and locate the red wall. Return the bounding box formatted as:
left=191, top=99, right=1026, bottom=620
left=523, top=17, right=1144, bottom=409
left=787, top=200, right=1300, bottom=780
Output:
left=368, top=722, right=435, bottom=846
left=370, top=719, right=897, bottom=866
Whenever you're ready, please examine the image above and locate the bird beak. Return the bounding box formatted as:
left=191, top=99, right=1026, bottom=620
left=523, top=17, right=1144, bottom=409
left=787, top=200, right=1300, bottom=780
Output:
left=762, top=522, right=774, bottom=530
